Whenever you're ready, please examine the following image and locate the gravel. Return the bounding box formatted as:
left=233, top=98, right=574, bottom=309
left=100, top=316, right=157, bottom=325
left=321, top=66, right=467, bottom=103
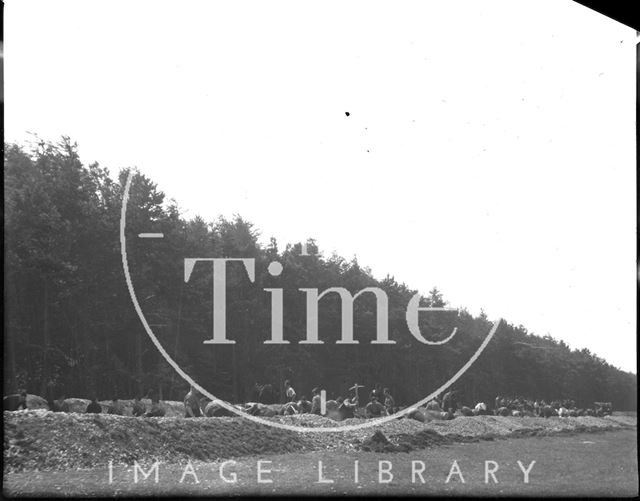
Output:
left=4, top=410, right=635, bottom=473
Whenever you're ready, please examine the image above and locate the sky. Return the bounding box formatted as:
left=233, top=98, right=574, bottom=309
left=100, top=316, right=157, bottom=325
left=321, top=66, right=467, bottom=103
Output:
left=4, top=0, right=637, bottom=372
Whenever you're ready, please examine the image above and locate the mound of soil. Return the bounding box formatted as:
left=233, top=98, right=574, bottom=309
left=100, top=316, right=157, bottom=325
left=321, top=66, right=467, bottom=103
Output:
left=361, top=431, right=399, bottom=453
left=394, top=429, right=461, bottom=450
left=604, top=414, right=637, bottom=427
left=420, top=415, right=634, bottom=438
left=361, top=428, right=461, bottom=453
left=4, top=409, right=635, bottom=473
left=3, top=410, right=316, bottom=472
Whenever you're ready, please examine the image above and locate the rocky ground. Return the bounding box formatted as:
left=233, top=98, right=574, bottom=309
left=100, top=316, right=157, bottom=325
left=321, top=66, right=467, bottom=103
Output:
left=4, top=408, right=636, bottom=473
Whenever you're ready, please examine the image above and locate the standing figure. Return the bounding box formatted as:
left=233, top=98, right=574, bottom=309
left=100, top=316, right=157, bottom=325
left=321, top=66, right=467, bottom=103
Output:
left=284, top=380, right=297, bottom=402
left=310, top=387, right=322, bottom=415
left=184, top=386, right=202, bottom=417
left=370, top=384, right=383, bottom=401
left=383, top=388, right=396, bottom=414
left=250, top=383, right=262, bottom=403
left=442, top=390, right=458, bottom=412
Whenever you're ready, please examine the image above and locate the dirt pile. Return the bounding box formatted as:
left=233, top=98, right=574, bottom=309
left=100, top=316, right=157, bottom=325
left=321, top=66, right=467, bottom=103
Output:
left=4, top=410, right=635, bottom=473
left=361, top=429, right=457, bottom=453
left=604, top=414, right=637, bottom=427
left=360, top=430, right=397, bottom=453
left=394, top=428, right=462, bottom=450
left=420, top=415, right=634, bottom=437
left=3, top=410, right=316, bottom=472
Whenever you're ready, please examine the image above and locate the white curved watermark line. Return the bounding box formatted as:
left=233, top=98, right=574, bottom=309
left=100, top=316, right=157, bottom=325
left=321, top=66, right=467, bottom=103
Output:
left=120, top=170, right=501, bottom=433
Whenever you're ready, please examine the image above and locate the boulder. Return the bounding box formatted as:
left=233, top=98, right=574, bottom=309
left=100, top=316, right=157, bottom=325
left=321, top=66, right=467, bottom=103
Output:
left=459, top=406, right=474, bottom=417
left=204, top=400, right=236, bottom=417
left=3, top=394, right=48, bottom=411
left=496, top=407, right=511, bottom=417
left=63, top=398, right=90, bottom=413
left=540, top=405, right=557, bottom=418
left=406, top=408, right=426, bottom=423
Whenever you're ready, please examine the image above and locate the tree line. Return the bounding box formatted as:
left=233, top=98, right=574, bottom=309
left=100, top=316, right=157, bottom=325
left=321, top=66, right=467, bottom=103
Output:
left=4, top=137, right=636, bottom=410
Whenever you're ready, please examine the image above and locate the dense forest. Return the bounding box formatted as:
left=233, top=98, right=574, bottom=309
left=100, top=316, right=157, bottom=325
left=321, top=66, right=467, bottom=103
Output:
left=4, top=138, right=637, bottom=410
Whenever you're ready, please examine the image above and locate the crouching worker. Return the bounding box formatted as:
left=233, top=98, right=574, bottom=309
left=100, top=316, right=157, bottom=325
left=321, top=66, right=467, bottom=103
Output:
left=281, top=401, right=299, bottom=415
left=184, top=386, right=202, bottom=418
left=297, top=396, right=312, bottom=414
left=339, top=394, right=359, bottom=420
left=3, top=391, right=28, bottom=411
left=473, top=402, right=488, bottom=416
left=132, top=396, right=146, bottom=417
left=364, top=396, right=387, bottom=419
left=284, top=380, right=297, bottom=402
left=145, top=396, right=166, bottom=417
left=108, top=398, right=124, bottom=415
left=51, top=395, right=70, bottom=413
left=86, top=397, right=102, bottom=413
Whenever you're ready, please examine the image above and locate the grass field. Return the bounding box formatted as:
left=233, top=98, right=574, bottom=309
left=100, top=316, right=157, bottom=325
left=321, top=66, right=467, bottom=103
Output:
left=4, top=428, right=637, bottom=497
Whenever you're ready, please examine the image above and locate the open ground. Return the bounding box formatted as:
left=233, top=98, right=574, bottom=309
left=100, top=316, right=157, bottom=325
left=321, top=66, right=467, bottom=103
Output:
left=4, top=429, right=637, bottom=497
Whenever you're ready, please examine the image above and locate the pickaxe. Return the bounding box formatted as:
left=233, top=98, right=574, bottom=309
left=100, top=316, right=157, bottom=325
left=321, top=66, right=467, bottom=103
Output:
left=350, top=383, right=365, bottom=403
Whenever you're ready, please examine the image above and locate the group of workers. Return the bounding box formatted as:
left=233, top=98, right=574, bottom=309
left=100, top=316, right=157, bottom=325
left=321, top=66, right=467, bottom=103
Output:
left=181, top=380, right=399, bottom=420
left=422, top=391, right=612, bottom=419
left=490, top=395, right=611, bottom=418
left=7, top=386, right=611, bottom=421
left=2, top=381, right=397, bottom=420
left=287, top=381, right=397, bottom=419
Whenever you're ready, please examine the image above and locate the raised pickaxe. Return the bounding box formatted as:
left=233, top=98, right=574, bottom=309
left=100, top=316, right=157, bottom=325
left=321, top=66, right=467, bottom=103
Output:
left=349, top=383, right=365, bottom=402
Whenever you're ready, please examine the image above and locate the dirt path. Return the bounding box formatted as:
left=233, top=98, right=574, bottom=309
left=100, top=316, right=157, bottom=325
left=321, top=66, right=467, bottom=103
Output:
left=4, top=428, right=637, bottom=497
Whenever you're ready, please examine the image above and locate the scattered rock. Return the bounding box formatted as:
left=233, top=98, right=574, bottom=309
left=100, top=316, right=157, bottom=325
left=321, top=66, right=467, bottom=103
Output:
left=3, top=409, right=635, bottom=473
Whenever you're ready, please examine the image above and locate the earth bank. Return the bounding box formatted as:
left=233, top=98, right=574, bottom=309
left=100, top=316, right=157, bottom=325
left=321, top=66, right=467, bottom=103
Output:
left=4, top=409, right=635, bottom=472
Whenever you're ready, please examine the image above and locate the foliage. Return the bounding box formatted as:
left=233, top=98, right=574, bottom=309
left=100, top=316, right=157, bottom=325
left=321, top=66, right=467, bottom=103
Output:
left=3, top=139, right=636, bottom=410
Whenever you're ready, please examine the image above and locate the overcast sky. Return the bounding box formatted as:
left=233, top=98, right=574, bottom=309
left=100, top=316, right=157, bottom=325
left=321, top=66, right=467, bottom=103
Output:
left=5, top=0, right=637, bottom=372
